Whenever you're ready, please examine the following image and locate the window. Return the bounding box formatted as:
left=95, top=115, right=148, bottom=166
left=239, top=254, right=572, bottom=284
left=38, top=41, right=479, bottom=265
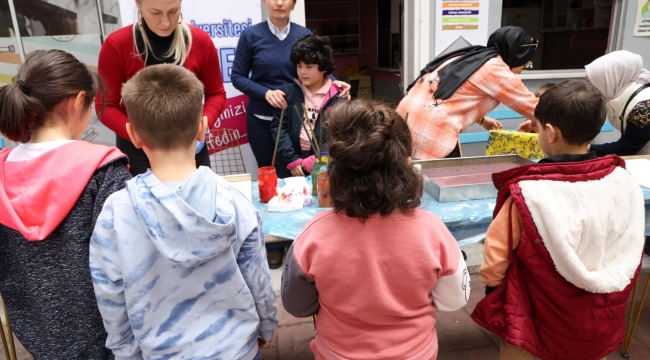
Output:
left=377, top=0, right=401, bottom=69
left=0, top=0, right=21, bottom=85
left=0, top=0, right=122, bottom=146
left=501, top=0, right=613, bottom=70
left=305, top=0, right=361, bottom=54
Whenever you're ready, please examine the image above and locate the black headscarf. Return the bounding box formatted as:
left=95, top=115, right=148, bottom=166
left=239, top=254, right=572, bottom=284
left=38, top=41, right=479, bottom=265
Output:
left=406, top=26, right=537, bottom=99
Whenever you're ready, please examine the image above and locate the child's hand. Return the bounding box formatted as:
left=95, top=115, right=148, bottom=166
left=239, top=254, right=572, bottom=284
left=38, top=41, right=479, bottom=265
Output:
left=333, top=80, right=351, bottom=100
left=258, top=337, right=272, bottom=349
left=290, top=166, right=305, bottom=177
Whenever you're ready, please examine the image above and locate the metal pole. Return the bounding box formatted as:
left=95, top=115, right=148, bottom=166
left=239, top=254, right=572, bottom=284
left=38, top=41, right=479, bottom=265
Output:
left=7, top=0, right=25, bottom=63
left=609, top=0, right=625, bottom=51
left=96, top=0, right=107, bottom=44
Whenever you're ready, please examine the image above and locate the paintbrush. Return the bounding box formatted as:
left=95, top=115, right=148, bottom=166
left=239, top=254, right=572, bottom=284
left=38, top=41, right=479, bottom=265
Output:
left=303, top=103, right=321, bottom=155
left=271, top=108, right=285, bottom=168
left=318, top=112, right=323, bottom=163
left=294, top=105, right=320, bottom=157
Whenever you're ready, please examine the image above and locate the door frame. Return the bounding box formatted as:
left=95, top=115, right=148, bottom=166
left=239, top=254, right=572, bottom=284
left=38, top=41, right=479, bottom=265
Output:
left=401, top=0, right=431, bottom=92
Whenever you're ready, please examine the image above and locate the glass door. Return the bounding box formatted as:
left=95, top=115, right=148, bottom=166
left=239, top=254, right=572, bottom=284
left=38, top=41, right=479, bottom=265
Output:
left=0, top=0, right=123, bottom=148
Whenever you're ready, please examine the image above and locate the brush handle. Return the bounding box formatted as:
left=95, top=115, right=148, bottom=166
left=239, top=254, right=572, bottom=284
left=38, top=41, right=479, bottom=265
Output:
left=295, top=106, right=320, bottom=158
left=271, top=108, right=285, bottom=168
left=302, top=103, right=321, bottom=155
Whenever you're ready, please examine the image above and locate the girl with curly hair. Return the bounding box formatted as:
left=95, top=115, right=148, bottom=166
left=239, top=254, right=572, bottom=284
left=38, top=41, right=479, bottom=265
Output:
left=280, top=100, right=469, bottom=359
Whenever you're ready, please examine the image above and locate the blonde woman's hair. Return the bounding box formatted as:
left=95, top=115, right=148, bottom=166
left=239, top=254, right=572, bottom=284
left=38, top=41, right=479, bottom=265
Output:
left=132, top=2, right=192, bottom=65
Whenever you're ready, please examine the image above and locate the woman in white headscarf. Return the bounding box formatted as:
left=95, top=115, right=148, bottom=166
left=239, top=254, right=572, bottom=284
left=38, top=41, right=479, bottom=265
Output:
left=586, top=50, right=650, bottom=156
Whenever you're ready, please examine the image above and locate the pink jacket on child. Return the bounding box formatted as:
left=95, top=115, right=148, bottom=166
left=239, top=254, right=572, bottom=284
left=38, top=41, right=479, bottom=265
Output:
left=281, top=209, right=469, bottom=360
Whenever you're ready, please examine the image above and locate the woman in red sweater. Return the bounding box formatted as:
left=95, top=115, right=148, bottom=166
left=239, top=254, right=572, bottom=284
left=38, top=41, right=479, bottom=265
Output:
left=96, top=0, right=226, bottom=175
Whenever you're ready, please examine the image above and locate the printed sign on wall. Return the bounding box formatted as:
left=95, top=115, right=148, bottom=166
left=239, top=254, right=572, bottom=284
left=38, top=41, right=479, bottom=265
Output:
left=634, top=0, right=650, bottom=36
left=434, top=0, right=490, bottom=56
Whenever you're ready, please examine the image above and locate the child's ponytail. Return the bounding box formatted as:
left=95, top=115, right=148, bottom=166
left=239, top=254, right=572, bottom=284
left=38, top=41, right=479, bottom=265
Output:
left=0, top=49, right=103, bottom=142
left=0, top=79, right=46, bottom=142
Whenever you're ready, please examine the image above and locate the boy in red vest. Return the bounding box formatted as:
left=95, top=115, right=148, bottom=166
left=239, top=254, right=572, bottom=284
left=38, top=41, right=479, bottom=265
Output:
left=472, top=79, right=646, bottom=360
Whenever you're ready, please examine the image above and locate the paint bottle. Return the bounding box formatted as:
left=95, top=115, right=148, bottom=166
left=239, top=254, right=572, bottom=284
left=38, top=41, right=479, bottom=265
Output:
left=320, top=151, right=328, bottom=164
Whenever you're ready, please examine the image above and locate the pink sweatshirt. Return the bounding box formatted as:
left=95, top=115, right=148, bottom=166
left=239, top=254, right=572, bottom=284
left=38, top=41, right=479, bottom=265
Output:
left=300, top=78, right=333, bottom=151
left=281, top=209, right=469, bottom=360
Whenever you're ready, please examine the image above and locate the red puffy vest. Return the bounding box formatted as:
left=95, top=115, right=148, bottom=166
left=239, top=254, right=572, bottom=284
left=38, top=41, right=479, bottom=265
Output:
left=471, top=155, right=641, bottom=360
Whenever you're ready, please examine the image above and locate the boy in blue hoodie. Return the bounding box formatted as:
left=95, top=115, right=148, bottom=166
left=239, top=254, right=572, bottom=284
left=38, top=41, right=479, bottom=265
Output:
left=90, top=64, right=278, bottom=360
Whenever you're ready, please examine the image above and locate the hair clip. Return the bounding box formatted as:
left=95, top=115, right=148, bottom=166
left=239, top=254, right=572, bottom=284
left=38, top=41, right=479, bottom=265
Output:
left=16, top=80, right=30, bottom=95
left=16, top=80, right=29, bottom=95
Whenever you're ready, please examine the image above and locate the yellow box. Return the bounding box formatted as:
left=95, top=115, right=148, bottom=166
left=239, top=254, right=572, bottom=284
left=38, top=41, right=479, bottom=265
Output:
left=486, top=130, right=545, bottom=160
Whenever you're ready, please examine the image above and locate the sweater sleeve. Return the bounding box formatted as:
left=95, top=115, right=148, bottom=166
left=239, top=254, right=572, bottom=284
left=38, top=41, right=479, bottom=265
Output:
left=90, top=196, right=143, bottom=360
left=432, top=247, right=470, bottom=311
left=468, top=59, right=539, bottom=121
left=233, top=191, right=279, bottom=341
left=481, top=197, right=522, bottom=287
left=231, top=30, right=271, bottom=101
left=281, top=241, right=319, bottom=318
left=591, top=100, right=650, bottom=156
left=96, top=38, right=131, bottom=140
left=197, top=34, right=227, bottom=130
left=430, top=218, right=470, bottom=312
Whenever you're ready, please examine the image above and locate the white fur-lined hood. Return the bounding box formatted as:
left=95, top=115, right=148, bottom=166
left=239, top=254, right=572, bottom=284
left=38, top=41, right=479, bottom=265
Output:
left=519, top=167, right=645, bottom=293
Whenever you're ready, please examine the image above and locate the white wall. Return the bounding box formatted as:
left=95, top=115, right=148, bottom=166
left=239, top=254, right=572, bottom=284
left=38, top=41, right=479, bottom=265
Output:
left=292, top=0, right=306, bottom=27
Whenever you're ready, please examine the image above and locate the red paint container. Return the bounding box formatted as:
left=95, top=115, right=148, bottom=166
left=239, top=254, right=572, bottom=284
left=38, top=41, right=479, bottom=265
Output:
left=258, top=166, right=278, bottom=203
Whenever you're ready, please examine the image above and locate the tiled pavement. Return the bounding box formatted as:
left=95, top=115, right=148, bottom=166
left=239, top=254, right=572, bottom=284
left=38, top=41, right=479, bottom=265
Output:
left=261, top=274, right=650, bottom=360
left=3, top=274, right=650, bottom=359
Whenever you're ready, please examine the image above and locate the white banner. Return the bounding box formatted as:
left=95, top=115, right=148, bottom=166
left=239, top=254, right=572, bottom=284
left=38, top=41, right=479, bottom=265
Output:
left=117, top=0, right=262, bottom=176
left=633, top=0, right=650, bottom=36
left=434, top=0, right=490, bottom=56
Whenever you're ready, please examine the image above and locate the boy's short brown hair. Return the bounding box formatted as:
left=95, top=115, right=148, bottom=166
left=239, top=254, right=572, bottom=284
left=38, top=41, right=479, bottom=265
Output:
left=534, top=79, right=606, bottom=145
left=121, top=64, right=204, bottom=150
left=534, top=83, right=556, bottom=98
left=324, top=100, right=423, bottom=220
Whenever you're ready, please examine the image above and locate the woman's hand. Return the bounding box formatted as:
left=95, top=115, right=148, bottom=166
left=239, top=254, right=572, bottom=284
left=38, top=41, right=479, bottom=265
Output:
left=290, top=165, right=305, bottom=177
left=332, top=81, right=351, bottom=100
left=517, top=119, right=537, bottom=132
left=265, top=89, right=287, bottom=109
left=481, top=116, right=503, bottom=130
